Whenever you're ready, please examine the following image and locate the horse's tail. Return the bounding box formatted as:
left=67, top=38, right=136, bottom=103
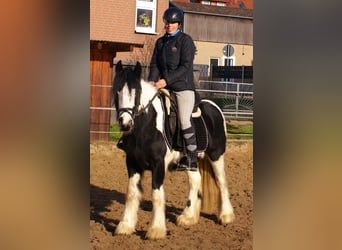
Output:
left=199, top=155, right=220, bottom=213
left=198, top=99, right=227, bottom=214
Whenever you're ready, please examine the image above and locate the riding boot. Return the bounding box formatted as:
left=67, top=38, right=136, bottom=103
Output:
left=176, top=126, right=198, bottom=171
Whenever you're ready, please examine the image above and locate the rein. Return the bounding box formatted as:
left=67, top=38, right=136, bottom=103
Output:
left=138, top=90, right=161, bottom=115
left=117, top=90, right=161, bottom=120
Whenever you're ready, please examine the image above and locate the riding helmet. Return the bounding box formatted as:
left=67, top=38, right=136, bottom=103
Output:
left=163, top=7, right=184, bottom=23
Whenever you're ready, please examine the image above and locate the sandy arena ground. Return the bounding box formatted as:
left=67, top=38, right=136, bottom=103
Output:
left=90, top=141, right=253, bottom=249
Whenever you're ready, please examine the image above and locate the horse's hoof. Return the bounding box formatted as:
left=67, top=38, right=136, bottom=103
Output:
left=146, top=227, right=166, bottom=240
left=115, top=222, right=135, bottom=235
left=177, top=214, right=198, bottom=227
left=219, top=212, right=235, bottom=225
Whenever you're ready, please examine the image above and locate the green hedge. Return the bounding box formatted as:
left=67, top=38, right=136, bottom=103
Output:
left=109, top=123, right=122, bottom=141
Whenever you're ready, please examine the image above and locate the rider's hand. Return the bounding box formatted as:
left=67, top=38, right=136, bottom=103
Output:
left=155, top=79, right=167, bottom=89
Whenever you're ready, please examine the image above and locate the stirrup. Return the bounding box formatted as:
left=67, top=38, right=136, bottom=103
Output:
left=174, top=156, right=198, bottom=171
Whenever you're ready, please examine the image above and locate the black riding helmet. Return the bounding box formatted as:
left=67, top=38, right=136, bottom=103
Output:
left=163, top=7, right=184, bottom=24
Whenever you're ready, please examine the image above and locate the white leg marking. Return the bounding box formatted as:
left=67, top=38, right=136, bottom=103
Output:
left=177, top=171, right=202, bottom=226
left=146, top=186, right=167, bottom=240
left=210, top=156, right=235, bottom=224
left=115, top=173, right=142, bottom=235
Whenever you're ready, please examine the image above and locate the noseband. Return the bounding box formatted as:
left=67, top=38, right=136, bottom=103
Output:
left=117, top=107, right=137, bottom=121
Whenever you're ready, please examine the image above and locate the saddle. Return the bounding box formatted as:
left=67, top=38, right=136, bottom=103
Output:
left=160, top=89, right=208, bottom=152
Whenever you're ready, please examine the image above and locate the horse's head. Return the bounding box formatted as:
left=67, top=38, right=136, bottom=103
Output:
left=112, top=61, right=142, bottom=132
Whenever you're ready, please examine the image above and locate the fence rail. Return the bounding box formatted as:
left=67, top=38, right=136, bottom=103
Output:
left=197, top=80, right=253, bottom=120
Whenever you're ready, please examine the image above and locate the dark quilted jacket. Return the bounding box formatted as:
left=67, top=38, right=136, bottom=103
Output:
left=148, top=32, right=196, bottom=92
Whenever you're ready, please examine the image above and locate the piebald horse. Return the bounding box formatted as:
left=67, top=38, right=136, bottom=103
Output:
left=112, top=61, right=234, bottom=240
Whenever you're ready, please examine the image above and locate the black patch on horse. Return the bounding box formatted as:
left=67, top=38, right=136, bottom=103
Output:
left=119, top=105, right=167, bottom=185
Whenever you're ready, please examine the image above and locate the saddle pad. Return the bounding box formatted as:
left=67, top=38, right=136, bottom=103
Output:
left=193, top=116, right=208, bottom=152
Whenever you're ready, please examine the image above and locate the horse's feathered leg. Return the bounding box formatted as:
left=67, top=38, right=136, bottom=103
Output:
left=146, top=186, right=167, bottom=239
left=146, top=159, right=167, bottom=240
left=210, top=155, right=235, bottom=224
left=177, top=170, right=202, bottom=226
left=115, top=173, right=142, bottom=235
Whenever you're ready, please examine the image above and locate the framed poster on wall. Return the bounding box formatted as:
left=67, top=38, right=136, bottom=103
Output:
left=135, top=0, right=156, bottom=34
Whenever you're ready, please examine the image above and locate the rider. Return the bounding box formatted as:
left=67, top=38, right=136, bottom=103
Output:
left=148, top=7, right=197, bottom=171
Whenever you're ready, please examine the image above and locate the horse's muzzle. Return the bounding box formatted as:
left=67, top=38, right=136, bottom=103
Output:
left=118, top=117, right=133, bottom=132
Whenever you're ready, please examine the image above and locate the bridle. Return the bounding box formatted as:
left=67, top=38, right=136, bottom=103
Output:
left=117, top=90, right=161, bottom=124
left=116, top=89, right=170, bottom=151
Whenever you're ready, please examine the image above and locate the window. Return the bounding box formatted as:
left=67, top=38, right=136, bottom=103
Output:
left=209, top=57, right=219, bottom=78
left=135, top=0, right=156, bottom=34
left=210, top=57, right=219, bottom=67
left=201, top=1, right=210, bottom=5
left=217, top=2, right=225, bottom=7
left=224, top=58, right=234, bottom=66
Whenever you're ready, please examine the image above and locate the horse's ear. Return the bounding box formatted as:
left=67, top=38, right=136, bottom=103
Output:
left=116, top=61, right=123, bottom=73
left=134, top=61, right=142, bottom=77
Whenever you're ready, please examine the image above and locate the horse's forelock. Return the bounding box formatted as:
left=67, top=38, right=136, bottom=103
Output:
left=126, top=67, right=142, bottom=106
left=127, top=69, right=141, bottom=91
left=112, top=64, right=142, bottom=109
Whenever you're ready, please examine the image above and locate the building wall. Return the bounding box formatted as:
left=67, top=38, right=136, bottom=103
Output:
left=184, top=13, right=253, bottom=45
left=194, top=41, right=253, bottom=66
left=91, top=0, right=136, bottom=43
left=114, top=1, right=173, bottom=69
left=91, top=0, right=169, bottom=45
left=171, top=0, right=254, bottom=10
